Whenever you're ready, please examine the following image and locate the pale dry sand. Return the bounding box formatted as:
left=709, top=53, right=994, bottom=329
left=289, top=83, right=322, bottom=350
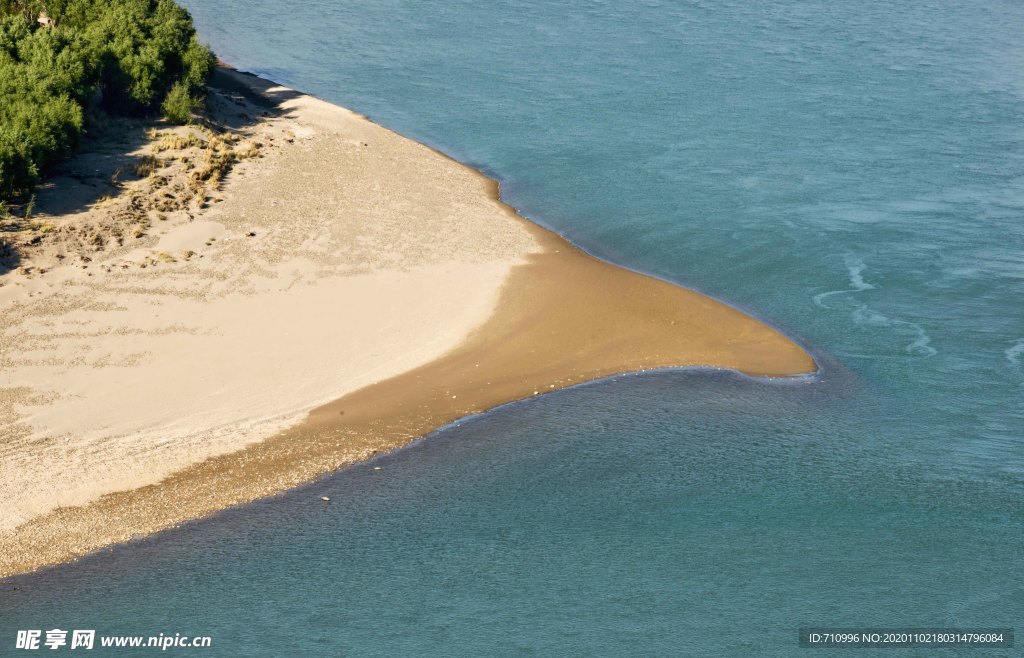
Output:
left=0, top=68, right=814, bottom=577
left=0, top=69, right=537, bottom=533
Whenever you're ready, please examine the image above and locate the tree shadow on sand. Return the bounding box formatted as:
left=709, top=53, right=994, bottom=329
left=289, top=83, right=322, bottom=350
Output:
left=0, top=235, right=20, bottom=275
left=30, top=66, right=304, bottom=218
left=0, top=65, right=305, bottom=273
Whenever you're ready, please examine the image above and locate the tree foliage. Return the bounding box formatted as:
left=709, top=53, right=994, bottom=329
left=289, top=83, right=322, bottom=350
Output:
left=0, top=0, right=215, bottom=199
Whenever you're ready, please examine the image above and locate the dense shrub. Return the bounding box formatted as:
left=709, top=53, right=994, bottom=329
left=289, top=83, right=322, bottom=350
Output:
left=161, top=80, right=198, bottom=124
left=0, top=0, right=215, bottom=199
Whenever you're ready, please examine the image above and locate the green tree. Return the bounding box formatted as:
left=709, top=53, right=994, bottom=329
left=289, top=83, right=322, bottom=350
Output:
left=0, top=0, right=215, bottom=199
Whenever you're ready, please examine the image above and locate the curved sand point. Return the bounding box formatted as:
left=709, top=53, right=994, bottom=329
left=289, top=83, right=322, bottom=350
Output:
left=0, top=67, right=813, bottom=577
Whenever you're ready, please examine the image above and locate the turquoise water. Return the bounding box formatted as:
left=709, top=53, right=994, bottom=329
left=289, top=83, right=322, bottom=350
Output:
left=3, top=0, right=1023, bottom=655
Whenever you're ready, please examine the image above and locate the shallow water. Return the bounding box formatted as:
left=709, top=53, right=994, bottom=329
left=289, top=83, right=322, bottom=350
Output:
left=2, top=0, right=1022, bottom=654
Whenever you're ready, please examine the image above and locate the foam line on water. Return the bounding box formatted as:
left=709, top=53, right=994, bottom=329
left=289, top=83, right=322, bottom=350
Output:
left=1006, top=340, right=1024, bottom=366
left=850, top=304, right=937, bottom=357
left=816, top=255, right=936, bottom=357
left=812, top=254, right=876, bottom=309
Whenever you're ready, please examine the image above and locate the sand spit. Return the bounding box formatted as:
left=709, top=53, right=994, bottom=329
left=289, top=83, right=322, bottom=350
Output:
left=0, top=68, right=814, bottom=577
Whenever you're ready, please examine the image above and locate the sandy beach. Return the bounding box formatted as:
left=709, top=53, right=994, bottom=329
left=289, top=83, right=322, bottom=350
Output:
left=0, top=68, right=814, bottom=577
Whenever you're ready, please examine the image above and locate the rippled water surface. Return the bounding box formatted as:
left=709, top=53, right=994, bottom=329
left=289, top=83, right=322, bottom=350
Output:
left=2, top=0, right=1022, bottom=655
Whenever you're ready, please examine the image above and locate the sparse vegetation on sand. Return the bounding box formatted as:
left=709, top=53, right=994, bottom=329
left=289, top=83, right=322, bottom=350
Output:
left=2, top=76, right=268, bottom=273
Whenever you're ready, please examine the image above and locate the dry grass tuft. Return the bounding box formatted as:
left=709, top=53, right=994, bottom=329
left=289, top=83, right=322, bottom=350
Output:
left=152, top=132, right=204, bottom=153
left=133, top=155, right=162, bottom=178
left=192, top=145, right=236, bottom=189
left=236, top=142, right=261, bottom=160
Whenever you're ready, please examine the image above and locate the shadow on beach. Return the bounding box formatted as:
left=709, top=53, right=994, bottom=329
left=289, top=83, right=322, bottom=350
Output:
left=0, top=64, right=327, bottom=278
left=0, top=235, right=20, bottom=275
left=207, top=66, right=305, bottom=127
left=24, top=66, right=304, bottom=223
